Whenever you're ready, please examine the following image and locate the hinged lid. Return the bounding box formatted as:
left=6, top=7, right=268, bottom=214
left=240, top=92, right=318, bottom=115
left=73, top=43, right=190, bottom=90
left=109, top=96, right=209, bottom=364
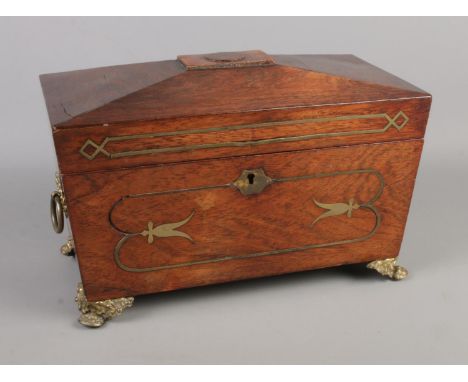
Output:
left=40, top=50, right=431, bottom=174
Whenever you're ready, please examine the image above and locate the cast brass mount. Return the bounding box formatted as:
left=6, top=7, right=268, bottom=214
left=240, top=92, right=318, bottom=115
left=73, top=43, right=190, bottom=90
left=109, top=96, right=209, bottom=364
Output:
left=367, top=258, right=408, bottom=280
left=50, top=173, right=67, bottom=233
left=60, top=237, right=75, bottom=257
left=76, top=283, right=134, bottom=328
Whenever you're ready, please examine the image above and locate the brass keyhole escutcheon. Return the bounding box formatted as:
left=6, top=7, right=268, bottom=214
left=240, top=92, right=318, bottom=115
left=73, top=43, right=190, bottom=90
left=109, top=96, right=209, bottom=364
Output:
left=233, top=168, right=272, bottom=196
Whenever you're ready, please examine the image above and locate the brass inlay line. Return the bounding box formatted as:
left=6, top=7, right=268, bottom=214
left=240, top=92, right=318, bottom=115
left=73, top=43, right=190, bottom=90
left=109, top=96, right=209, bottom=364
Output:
left=110, top=168, right=384, bottom=273
left=80, top=112, right=409, bottom=160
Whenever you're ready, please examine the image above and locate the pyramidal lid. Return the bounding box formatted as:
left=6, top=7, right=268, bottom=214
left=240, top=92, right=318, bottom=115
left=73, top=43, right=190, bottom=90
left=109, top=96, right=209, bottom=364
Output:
left=40, top=50, right=430, bottom=129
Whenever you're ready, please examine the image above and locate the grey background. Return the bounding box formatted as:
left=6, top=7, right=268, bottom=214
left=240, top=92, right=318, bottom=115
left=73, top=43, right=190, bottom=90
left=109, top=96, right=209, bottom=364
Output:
left=0, top=17, right=467, bottom=364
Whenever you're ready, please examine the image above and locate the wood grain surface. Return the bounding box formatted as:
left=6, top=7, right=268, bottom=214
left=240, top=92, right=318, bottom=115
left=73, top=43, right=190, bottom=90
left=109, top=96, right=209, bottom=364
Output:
left=40, top=53, right=429, bottom=129
left=53, top=98, right=430, bottom=174
left=63, top=140, right=423, bottom=301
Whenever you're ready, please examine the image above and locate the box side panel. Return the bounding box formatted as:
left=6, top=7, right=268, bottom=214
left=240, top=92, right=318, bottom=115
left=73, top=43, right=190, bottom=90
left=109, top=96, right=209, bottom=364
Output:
left=62, top=140, right=423, bottom=301
left=54, top=97, right=430, bottom=174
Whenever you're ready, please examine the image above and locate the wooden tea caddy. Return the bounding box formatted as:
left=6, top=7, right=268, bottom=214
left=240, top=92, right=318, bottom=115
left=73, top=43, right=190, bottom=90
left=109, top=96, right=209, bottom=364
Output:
left=40, top=50, right=431, bottom=327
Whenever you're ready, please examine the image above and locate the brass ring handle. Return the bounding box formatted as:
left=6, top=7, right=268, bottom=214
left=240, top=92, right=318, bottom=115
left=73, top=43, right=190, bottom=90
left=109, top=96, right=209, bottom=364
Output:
left=50, top=191, right=64, bottom=233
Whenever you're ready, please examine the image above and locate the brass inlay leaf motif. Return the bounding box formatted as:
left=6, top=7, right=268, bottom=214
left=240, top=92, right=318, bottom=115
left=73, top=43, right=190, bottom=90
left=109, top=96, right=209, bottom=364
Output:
left=79, top=111, right=409, bottom=160
left=111, top=168, right=384, bottom=273
left=312, top=198, right=360, bottom=225
left=141, top=211, right=195, bottom=244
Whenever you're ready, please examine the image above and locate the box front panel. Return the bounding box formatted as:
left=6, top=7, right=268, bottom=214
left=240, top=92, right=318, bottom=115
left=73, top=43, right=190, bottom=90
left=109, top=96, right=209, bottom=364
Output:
left=63, top=140, right=423, bottom=301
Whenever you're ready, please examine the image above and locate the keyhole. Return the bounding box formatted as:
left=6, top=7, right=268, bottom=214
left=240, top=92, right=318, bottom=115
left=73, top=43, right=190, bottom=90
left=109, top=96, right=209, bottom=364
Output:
left=247, top=173, right=255, bottom=185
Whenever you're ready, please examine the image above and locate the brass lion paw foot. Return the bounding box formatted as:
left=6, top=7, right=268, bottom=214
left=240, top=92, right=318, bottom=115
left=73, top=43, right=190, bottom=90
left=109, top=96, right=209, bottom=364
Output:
left=75, top=283, right=134, bottom=328
left=367, top=258, right=408, bottom=280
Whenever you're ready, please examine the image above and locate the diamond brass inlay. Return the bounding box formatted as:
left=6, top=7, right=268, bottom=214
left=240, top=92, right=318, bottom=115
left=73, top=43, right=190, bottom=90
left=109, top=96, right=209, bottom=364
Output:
left=79, top=138, right=110, bottom=160
left=388, top=111, right=409, bottom=131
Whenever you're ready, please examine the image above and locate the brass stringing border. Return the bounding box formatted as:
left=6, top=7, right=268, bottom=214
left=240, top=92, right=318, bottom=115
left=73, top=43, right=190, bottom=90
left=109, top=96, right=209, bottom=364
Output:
left=80, top=112, right=409, bottom=160
left=110, top=168, right=384, bottom=273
